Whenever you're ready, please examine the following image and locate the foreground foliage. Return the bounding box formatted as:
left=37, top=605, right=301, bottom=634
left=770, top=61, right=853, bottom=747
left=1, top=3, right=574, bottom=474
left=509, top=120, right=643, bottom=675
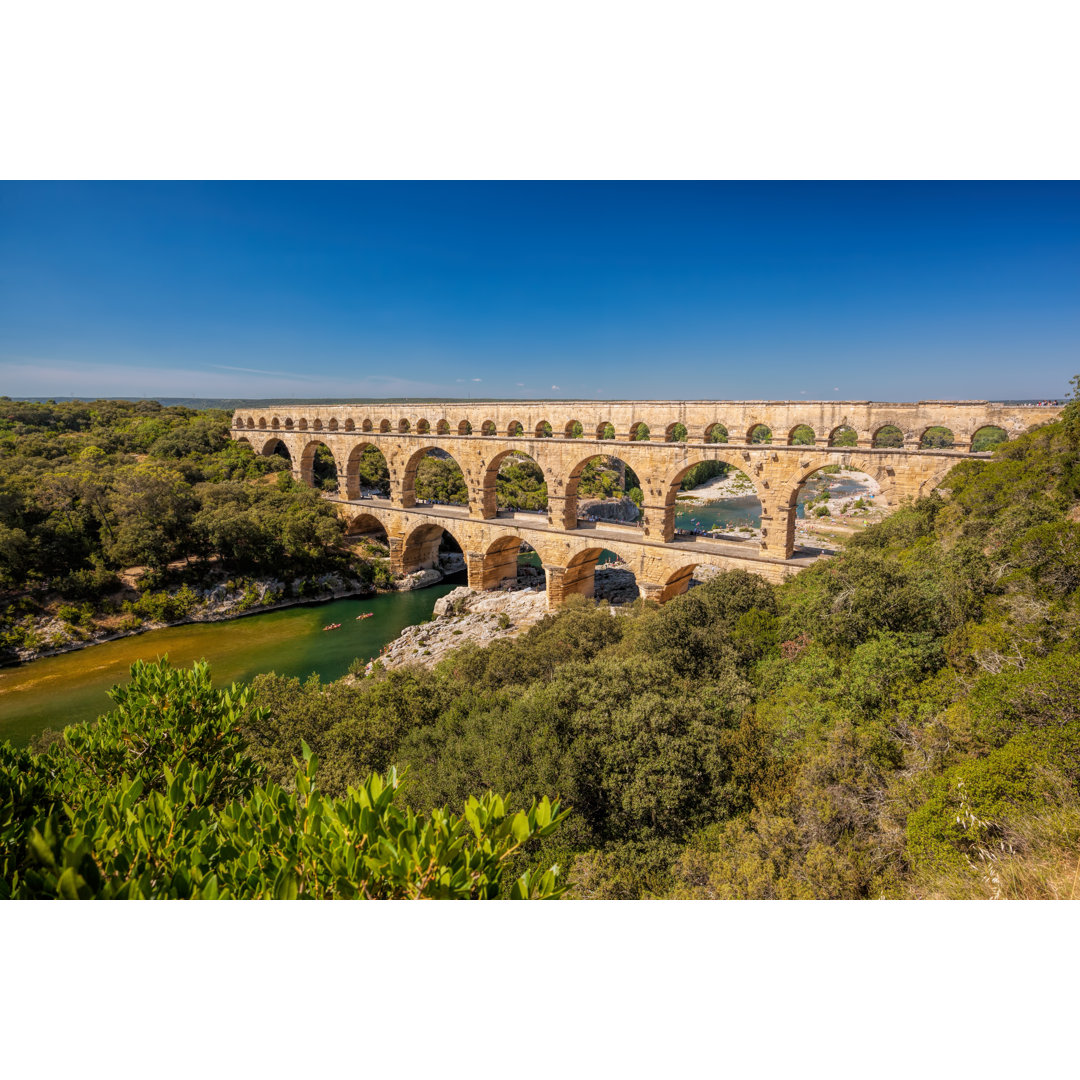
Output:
left=1, top=660, right=567, bottom=899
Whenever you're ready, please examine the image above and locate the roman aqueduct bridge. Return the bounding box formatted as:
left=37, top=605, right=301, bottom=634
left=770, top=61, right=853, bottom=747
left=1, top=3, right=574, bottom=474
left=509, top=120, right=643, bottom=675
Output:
left=232, top=400, right=1058, bottom=608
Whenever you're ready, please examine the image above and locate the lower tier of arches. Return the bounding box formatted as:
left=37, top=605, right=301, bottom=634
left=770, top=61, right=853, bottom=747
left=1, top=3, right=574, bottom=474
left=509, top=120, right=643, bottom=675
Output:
left=337, top=501, right=812, bottom=610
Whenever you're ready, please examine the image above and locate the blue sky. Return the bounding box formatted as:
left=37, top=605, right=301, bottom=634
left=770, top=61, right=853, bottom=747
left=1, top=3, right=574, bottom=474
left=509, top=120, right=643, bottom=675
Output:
left=1, top=181, right=1077, bottom=401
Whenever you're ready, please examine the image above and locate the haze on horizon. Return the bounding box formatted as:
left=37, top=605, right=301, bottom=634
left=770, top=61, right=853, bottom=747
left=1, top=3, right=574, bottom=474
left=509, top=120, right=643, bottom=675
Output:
left=1, top=181, right=1077, bottom=403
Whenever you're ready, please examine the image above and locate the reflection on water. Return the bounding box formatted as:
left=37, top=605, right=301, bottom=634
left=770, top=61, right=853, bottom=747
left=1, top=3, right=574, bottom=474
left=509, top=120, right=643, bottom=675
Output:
left=0, top=573, right=466, bottom=747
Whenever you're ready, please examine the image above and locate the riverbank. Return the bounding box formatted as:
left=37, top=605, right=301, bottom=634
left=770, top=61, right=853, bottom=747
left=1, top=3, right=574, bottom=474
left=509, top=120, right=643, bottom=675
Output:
left=1, top=557, right=462, bottom=667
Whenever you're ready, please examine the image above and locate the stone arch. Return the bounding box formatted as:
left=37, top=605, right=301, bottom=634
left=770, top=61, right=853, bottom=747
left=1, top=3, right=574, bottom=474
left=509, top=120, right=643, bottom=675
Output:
left=436, top=419, right=451, bottom=435
left=344, top=418, right=355, bottom=432
left=379, top=419, right=391, bottom=433
left=401, top=445, right=470, bottom=509
left=564, top=453, right=643, bottom=528
left=398, top=418, right=411, bottom=433
left=260, top=436, right=292, bottom=465
left=596, top=422, right=615, bottom=440
left=655, top=564, right=698, bottom=603
left=298, top=417, right=309, bottom=431
left=971, top=424, right=1008, bottom=452
left=557, top=546, right=608, bottom=601
left=479, top=448, right=550, bottom=518
left=747, top=423, right=771, bottom=444
left=481, top=534, right=529, bottom=590
left=564, top=419, right=584, bottom=438
left=271, top=416, right=281, bottom=430
left=660, top=456, right=765, bottom=543
left=234, top=435, right=252, bottom=449
left=312, top=419, right=323, bottom=432
left=458, top=419, right=473, bottom=435
left=258, top=417, right=267, bottom=429
left=506, top=420, right=524, bottom=437
left=787, top=424, right=815, bottom=446
left=245, top=417, right=255, bottom=429
left=284, top=417, right=294, bottom=431
left=481, top=420, right=497, bottom=436
left=872, top=423, right=905, bottom=448
left=299, top=440, right=340, bottom=490
left=704, top=422, right=728, bottom=443
left=399, top=521, right=465, bottom=575
left=629, top=421, right=651, bottom=441
left=344, top=441, right=390, bottom=500
left=829, top=424, right=857, bottom=447
left=233, top=416, right=244, bottom=429
left=919, top=425, right=955, bottom=449
left=665, top=422, right=688, bottom=442
left=344, top=512, right=388, bottom=541
left=416, top=418, right=430, bottom=434
left=362, top=418, right=374, bottom=432
left=535, top=420, right=553, bottom=438
left=328, top=418, right=339, bottom=432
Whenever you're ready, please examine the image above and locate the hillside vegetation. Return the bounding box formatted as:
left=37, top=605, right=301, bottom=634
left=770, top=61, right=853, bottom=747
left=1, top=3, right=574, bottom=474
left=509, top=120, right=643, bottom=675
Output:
left=2, top=385, right=1078, bottom=899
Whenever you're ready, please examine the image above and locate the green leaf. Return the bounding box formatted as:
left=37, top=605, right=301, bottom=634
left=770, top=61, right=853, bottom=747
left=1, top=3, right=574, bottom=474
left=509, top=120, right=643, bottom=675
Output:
left=510, top=811, right=531, bottom=844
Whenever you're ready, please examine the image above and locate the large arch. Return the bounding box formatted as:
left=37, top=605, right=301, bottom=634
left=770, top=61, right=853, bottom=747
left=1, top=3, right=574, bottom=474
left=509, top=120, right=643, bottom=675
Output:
left=919, top=425, right=955, bottom=449
left=971, top=424, right=1007, bottom=452
left=482, top=534, right=529, bottom=590
left=564, top=453, right=643, bottom=527
left=344, top=511, right=389, bottom=540
left=655, top=563, right=698, bottom=603
left=260, top=436, right=292, bottom=463
left=399, top=522, right=465, bottom=575
left=479, top=449, right=550, bottom=518
left=299, top=440, right=340, bottom=490
left=787, top=424, right=816, bottom=446
left=344, top=441, right=390, bottom=500
left=660, top=456, right=766, bottom=543
left=401, top=445, right=470, bottom=510
left=872, top=423, right=905, bottom=448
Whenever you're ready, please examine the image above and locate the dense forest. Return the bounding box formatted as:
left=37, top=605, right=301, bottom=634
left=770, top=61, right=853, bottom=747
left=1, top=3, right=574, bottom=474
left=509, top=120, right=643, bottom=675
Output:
left=3, top=384, right=1077, bottom=898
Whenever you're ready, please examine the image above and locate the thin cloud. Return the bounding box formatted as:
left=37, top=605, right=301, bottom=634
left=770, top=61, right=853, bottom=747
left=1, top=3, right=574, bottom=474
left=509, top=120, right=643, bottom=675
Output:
left=551, top=385, right=561, bottom=390
left=472, top=378, right=482, bottom=382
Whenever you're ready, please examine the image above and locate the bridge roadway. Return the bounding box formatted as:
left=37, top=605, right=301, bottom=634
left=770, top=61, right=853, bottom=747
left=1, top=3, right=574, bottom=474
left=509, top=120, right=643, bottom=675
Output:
left=231, top=400, right=1062, bottom=608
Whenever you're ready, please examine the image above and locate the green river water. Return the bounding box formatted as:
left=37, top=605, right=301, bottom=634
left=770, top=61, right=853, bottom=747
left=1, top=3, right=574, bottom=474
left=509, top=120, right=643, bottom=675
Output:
left=0, top=573, right=466, bottom=747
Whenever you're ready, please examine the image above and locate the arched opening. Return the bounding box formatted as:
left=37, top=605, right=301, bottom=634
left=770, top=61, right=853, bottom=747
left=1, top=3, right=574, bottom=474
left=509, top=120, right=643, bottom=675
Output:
left=596, top=422, right=615, bottom=440
left=630, top=421, right=651, bottom=441
left=506, top=420, right=524, bottom=437
left=565, top=420, right=584, bottom=438
left=416, top=419, right=430, bottom=435
left=344, top=512, right=389, bottom=557
left=234, top=436, right=252, bottom=450
left=298, top=417, right=309, bottom=431
left=271, top=416, right=281, bottom=430
left=328, top=418, right=339, bottom=432
left=872, top=424, right=904, bottom=448
left=657, top=564, right=698, bottom=603
left=436, top=419, right=451, bottom=435
left=313, top=419, right=323, bottom=432
left=233, top=417, right=245, bottom=429
left=786, top=464, right=886, bottom=548
left=704, top=423, right=728, bottom=443
left=920, top=425, right=955, bottom=449
left=344, top=418, right=355, bottom=432
left=258, top=417, right=268, bottom=429
left=535, top=420, right=553, bottom=438
left=379, top=419, right=391, bottom=433
left=300, top=440, right=340, bottom=491
left=261, top=437, right=291, bottom=465
left=484, top=450, right=548, bottom=516
left=284, top=418, right=294, bottom=430
left=971, top=425, right=1008, bottom=452
left=788, top=424, right=815, bottom=446
left=668, top=458, right=763, bottom=542
left=555, top=547, right=637, bottom=605
left=403, top=447, right=469, bottom=509
left=400, top=522, right=465, bottom=576
left=481, top=534, right=537, bottom=590
left=245, top=417, right=255, bottom=429
left=829, top=425, right=857, bottom=447
left=481, top=420, right=497, bottom=436
left=345, top=442, right=390, bottom=500
left=362, top=418, right=374, bottom=432
left=748, top=424, right=772, bottom=444
left=458, top=420, right=473, bottom=435
left=398, top=418, right=411, bottom=433
left=566, top=455, right=643, bottom=527
left=666, top=422, right=688, bottom=442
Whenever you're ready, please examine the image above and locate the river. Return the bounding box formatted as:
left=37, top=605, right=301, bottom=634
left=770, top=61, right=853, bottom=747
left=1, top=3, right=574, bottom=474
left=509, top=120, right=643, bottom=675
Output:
left=0, top=572, right=466, bottom=747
